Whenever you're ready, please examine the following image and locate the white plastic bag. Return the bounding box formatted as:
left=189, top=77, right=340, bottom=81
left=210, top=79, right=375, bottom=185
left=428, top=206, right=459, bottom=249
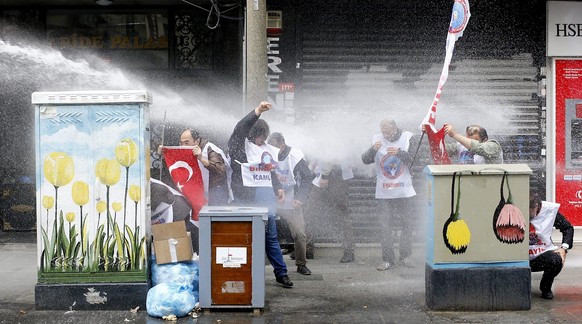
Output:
left=147, top=257, right=200, bottom=318
left=146, top=282, right=196, bottom=318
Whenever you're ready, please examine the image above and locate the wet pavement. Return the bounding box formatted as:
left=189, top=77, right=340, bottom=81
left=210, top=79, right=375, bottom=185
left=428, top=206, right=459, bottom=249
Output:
left=1, top=231, right=582, bottom=323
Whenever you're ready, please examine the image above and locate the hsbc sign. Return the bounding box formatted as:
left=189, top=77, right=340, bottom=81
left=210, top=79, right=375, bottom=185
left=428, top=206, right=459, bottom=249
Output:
left=547, top=1, right=582, bottom=56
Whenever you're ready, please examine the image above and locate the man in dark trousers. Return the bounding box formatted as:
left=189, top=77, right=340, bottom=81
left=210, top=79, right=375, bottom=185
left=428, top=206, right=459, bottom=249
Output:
left=529, top=191, right=574, bottom=299
left=305, top=160, right=354, bottom=263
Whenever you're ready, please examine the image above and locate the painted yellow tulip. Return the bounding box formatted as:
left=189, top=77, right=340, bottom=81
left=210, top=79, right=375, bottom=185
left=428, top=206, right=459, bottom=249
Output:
left=115, top=139, right=138, bottom=167
left=42, top=195, right=55, bottom=232
left=96, top=201, right=106, bottom=214
left=128, top=185, right=141, bottom=202
left=112, top=202, right=122, bottom=212
left=95, top=159, right=121, bottom=186
left=42, top=196, right=54, bottom=209
left=43, top=152, right=74, bottom=187
left=66, top=212, right=76, bottom=223
left=72, top=181, right=89, bottom=206
left=443, top=217, right=471, bottom=254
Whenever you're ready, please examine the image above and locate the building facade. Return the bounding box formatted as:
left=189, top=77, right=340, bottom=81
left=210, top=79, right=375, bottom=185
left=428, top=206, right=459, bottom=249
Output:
left=1, top=0, right=555, bottom=240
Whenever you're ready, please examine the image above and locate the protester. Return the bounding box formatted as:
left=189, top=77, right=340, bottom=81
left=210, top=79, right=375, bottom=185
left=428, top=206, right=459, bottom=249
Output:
left=227, top=101, right=293, bottom=288
left=362, top=118, right=417, bottom=270
left=268, top=132, right=314, bottom=275
left=179, top=129, right=231, bottom=205
left=156, top=128, right=234, bottom=254
left=159, top=129, right=231, bottom=205
left=150, top=178, right=198, bottom=252
left=529, top=191, right=574, bottom=299
left=305, top=160, right=355, bottom=263
left=443, top=124, right=503, bottom=164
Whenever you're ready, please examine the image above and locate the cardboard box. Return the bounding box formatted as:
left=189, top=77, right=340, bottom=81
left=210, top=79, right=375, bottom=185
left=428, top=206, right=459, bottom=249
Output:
left=152, top=221, right=193, bottom=265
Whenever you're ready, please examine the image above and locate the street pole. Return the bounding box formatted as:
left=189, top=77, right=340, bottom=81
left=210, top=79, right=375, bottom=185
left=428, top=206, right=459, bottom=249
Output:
left=244, top=0, right=268, bottom=112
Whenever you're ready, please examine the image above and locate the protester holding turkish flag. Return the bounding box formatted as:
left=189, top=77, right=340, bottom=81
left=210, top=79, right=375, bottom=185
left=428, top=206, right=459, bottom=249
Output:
left=162, top=146, right=206, bottom=223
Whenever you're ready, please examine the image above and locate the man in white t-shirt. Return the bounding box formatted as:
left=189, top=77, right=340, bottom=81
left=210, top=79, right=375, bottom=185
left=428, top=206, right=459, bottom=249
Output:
left=362, top=118, right=417, bottom=271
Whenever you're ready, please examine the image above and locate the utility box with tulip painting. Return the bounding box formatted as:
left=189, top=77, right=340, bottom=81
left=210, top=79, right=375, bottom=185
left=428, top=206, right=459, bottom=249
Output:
left=424, top=164, right=532, bottom=311
left=32, top=90, right=152, bottom=310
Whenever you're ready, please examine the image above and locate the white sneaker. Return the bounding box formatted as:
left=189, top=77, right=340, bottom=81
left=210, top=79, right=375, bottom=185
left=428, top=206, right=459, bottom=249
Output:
left=376, top=262, right=393, bottom=271
left=399, top=258, right=414, bottom=268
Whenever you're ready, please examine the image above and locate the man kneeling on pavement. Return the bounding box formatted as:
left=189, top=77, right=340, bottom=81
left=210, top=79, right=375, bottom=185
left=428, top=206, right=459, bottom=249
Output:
left=529, top=190, right=574, bottom=299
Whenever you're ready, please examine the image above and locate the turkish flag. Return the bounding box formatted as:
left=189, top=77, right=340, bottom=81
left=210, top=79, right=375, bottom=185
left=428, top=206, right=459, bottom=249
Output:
left=424, top=125, right=451, bottom=165
left=162, top=146, right=206, bottom=222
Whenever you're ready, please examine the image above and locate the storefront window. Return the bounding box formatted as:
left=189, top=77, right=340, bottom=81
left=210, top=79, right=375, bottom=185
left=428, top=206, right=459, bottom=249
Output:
left=46, top=11, right=169, bottom=69
left=174, top=14, right=214, bottom=69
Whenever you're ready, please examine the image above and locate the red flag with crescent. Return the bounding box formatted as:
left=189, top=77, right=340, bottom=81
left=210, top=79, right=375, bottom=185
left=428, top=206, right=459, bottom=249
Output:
left=162, top=146, right=206, bottom=222
left=425, top=126, right=451, bottom=165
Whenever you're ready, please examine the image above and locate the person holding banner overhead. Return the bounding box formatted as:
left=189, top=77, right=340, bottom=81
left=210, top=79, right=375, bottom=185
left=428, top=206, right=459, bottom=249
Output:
left=228, top=101, right=293, bottom=288
left=362, top=118, right=418, bottom=271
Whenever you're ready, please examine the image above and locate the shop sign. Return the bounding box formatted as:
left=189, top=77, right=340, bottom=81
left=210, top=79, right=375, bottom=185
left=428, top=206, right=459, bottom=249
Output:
left=547, top=1, right=582, bottom=56
left=267, top=37, right=282, bottom=92
left=278, top=82, right=294, bottom=93
left=49, top=34, right=168, bottom=49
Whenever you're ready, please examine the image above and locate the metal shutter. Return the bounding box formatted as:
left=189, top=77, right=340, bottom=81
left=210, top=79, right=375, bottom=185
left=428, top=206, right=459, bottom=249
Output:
left=296, top=0, right=545, bottom=243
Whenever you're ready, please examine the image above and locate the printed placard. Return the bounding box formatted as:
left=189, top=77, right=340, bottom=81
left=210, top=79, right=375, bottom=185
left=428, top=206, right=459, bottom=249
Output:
left=216, top=247, right=247, bottom=267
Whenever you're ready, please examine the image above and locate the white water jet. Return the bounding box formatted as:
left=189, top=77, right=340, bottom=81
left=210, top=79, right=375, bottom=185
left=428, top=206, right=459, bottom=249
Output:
left=0, top=34, right=518, bottom=173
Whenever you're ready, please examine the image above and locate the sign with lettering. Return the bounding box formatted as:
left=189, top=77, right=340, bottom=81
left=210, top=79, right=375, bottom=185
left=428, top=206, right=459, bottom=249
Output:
left=547, top=1, right=582, bottom=57
left=278, top=82, right=294, bottom=92
left=49, top=34, right=168, bottom=49
left=216, top=247, right=247, bottom=267
left=267, top=37, right=282, bottom=93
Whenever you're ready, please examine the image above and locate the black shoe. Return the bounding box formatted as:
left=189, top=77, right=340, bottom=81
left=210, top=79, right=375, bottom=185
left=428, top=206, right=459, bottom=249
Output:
left=276, top=275, right=293, bottom=288
left=289, top=252, right=296, bottom=260
left=306, top=251, right=314, bottom=259
left=541, top=291, right=554, bottom=299
left=340, top=253, right=354, bottom=263
left=297, top=265, right=312, bottom=275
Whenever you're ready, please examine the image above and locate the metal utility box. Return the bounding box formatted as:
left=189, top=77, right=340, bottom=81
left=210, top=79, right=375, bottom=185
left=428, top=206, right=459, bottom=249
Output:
left=32, top=90, right=151, bottom=310
left=424, top=164, right=532, bottom=311
left=198, top=206, right=267, bottom=311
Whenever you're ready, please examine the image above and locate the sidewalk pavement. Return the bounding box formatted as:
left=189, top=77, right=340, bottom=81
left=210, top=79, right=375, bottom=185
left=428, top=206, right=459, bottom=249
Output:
left=1, top=233, right=582, bottom=324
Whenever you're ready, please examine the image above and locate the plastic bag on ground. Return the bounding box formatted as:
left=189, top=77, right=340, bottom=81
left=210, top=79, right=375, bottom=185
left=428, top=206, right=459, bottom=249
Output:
left=151, top=257, right=199, bottom=289
left=147, top=256, right=200, bottom=318
left=146, top=282, right=196, bottom=318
